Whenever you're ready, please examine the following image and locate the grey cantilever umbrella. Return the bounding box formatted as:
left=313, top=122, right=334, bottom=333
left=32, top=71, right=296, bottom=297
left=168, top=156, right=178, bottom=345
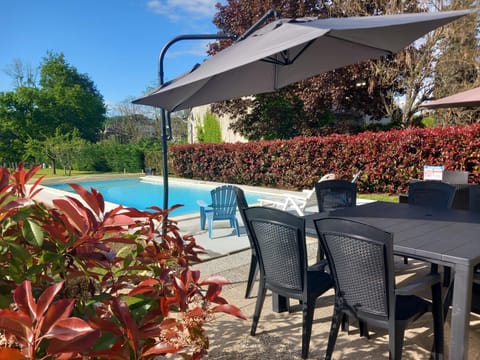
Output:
left=133, top=9, right=472, bottom=213
left=420, top=85, right=480, bottom=109
left=134, top=10, right=472, bottom=112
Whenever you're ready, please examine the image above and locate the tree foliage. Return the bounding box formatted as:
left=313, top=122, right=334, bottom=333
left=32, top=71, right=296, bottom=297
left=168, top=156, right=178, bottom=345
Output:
left=0, top=52, right=106, bottom=163
left=210, top=0, right=477, bottom=138
left=197, top=111, right=223, bottom=143
left=431, top=0, right=480, bottom=125
left=38, top=52, right=106, bottom=142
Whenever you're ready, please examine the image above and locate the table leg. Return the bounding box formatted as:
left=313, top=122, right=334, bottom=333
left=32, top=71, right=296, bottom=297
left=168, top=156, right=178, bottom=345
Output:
left=449, top=263, right=473, bottom=359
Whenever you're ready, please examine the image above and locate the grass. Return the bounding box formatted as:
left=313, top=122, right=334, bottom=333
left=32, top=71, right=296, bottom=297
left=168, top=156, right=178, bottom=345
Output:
left=359, top=193, right=399, bottom=203
left=33, top=168, right=103, bottom=178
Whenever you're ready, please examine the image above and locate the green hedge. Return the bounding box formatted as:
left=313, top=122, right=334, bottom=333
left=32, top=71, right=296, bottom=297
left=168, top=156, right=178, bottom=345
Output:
left=169, top=124, right=480, bottom=194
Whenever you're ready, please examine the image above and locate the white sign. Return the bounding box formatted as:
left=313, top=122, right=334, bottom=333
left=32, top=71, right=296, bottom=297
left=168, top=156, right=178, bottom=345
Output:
left=423, top=165, right=444, bottom=181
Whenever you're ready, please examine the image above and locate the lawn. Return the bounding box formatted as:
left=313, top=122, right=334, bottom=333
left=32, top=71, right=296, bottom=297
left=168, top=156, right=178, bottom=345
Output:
left=359, top=193, right=399, bottom=203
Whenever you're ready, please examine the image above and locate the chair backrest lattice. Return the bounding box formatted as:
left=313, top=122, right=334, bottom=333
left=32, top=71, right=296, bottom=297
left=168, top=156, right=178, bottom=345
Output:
left=315, top=180, right=357, bottom=212
left=315, top=218, right=394, bottom=320
left=408, top=181, right=456, bottom=209
left=245, top=207, right=306, bottom=293
left=469, top=184, right=480, bottom=212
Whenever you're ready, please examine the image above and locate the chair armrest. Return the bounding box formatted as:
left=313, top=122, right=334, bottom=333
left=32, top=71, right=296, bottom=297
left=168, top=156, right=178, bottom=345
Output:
left=197, top=200, right=209, bottom=208
left=395, top=273, right=441, bottom=296
left=288, top=192, right=310, bottom=201
left=258, top=197, right=285, bottom=207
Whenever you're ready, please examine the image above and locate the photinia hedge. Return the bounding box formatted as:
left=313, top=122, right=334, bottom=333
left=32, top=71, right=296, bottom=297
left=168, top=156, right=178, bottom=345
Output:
left=0, top=164, right=245, bottom=359
left=170, top=124, right=480, bottom=194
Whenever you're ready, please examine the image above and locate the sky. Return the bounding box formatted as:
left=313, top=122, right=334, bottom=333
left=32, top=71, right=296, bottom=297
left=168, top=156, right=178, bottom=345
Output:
left=0, top=0, right=225, bottom=113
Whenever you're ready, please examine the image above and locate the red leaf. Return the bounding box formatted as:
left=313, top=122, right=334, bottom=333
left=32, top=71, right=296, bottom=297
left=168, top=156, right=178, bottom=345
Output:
left=211, top=304, right=247, bottom=320
left=36, top=281, right=65, bottom=319
left=42, top=317, right=96, bottom=341
left=128, top=278, right=160, bottom=296
left=199, top=275, right=231, bottom=286
left=14, top=280, right=37, bottom=321
left=0, top=309, right=32, bottom=343
left=142, top=341, right=181, bottom=356
left=47, top=328, right=100, bottom=355
left=68, top=183, right=104, bottom=217
left=103, top=214, right=135, bottom=227
left=52, top=198, right=88, bottom=234
left=111, top=298, right=140, bottom=353
left=40, top=299, right=76, bottom=335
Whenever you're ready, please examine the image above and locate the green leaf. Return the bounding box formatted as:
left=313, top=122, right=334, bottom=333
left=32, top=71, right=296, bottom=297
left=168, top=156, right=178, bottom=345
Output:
left=8, top=242, right=32, bottom=264
left=22, top=219, right=44, bottom=247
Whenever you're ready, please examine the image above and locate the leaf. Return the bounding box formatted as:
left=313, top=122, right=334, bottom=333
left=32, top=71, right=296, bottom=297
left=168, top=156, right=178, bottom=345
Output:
left=0, top=309, right=32, bottom=343
left=141, top=341, right=181, bottom=356
left=22, top=219, right=44, bottom=247
left=41, top=299, right=75, bottom=334
left=46, top=328, right=100, bottom=355
left=42, top=317, right=96, bottom=341
left=52, top=198, right=88, bottom=234
left=7, top=242, right=32, bottom=264
left=199, top=275, right=231, bottom=286
left=111, top=298, right=140, bottom=353
left=37, top=282, right=67, bottom=324
left=68, top=183, right=104, bottom=217
left=0, top=347, right=24, bottom=360
left=14, top=281, right=37, bottom=322
left=211, top=304, right=247, bottom=320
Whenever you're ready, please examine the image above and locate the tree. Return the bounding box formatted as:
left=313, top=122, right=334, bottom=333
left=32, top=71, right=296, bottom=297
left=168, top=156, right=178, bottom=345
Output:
left=39, top=52, right=106, bottom=142
left=431, top=0, right=480, bottom=125
left=211, top=0, right=476, bottom=136
left=210, top=0, right=423, bottom=139
left=0, top=52, right=107, bottom=163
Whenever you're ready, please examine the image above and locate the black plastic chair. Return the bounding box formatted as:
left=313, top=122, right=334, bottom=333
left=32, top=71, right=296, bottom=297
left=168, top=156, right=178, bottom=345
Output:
left=315, top=179, right=357, bottom=263
left=315, top=179, right=357, bottom=213
left=243, top=206, right=333, bottom=359
left=468, top=184, right=480, bottom=212
left=315, top=217, right=444, bottom=360
left=407, top=181, right=456, bottom=285
left=407, top=181, right=456, bottom=208
left=468, top=184, right=480, bottom=312
left=233, top=186, right=258, bottom=299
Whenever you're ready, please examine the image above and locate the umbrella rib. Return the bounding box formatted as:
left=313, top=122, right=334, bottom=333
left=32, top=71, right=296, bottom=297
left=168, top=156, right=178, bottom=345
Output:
left=261, top=39, right=316, bottom=66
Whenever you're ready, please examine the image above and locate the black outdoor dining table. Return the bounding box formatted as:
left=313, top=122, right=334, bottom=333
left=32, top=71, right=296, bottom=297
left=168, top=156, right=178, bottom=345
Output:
left=299, top=201, right=480, bottom=360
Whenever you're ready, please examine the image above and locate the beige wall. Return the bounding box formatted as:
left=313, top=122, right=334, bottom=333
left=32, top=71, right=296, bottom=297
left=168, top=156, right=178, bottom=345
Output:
left=188, top=105, right=247, bottom=144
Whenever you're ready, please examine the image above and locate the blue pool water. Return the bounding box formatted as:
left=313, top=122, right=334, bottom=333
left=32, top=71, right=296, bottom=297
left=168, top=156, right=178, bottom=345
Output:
left=47, top=178, right=266, bottom=216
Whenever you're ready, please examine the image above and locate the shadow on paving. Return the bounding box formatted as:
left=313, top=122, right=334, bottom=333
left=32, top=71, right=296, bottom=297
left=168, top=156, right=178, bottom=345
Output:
left=194, top=248, right=480, bottom=359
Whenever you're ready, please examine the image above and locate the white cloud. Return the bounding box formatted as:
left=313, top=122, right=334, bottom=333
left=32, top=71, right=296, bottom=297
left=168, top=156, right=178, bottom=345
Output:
left=147, top=0, right=219, bottom=20
left=166, top=40, right=211, bottom=58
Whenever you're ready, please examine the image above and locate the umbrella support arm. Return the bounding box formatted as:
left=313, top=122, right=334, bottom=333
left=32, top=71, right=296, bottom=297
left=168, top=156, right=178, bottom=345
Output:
left=157, top=33, right=237, bottom=218
left=156, top=8, right=279, bottom=225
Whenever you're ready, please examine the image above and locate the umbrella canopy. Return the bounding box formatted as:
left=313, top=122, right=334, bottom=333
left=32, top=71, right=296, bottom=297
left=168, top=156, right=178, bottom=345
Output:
left=134, top=10, right=472, bottom=111
left=420, top=85, right=480, bottom=109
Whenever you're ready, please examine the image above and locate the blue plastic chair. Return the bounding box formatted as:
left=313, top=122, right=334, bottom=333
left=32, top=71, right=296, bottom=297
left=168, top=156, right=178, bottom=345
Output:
left=198, top=185, right=240, bottom=239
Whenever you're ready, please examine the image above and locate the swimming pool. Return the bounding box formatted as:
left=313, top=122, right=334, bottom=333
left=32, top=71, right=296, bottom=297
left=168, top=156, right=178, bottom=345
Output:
left=46, top=178, right=267, bottom=216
